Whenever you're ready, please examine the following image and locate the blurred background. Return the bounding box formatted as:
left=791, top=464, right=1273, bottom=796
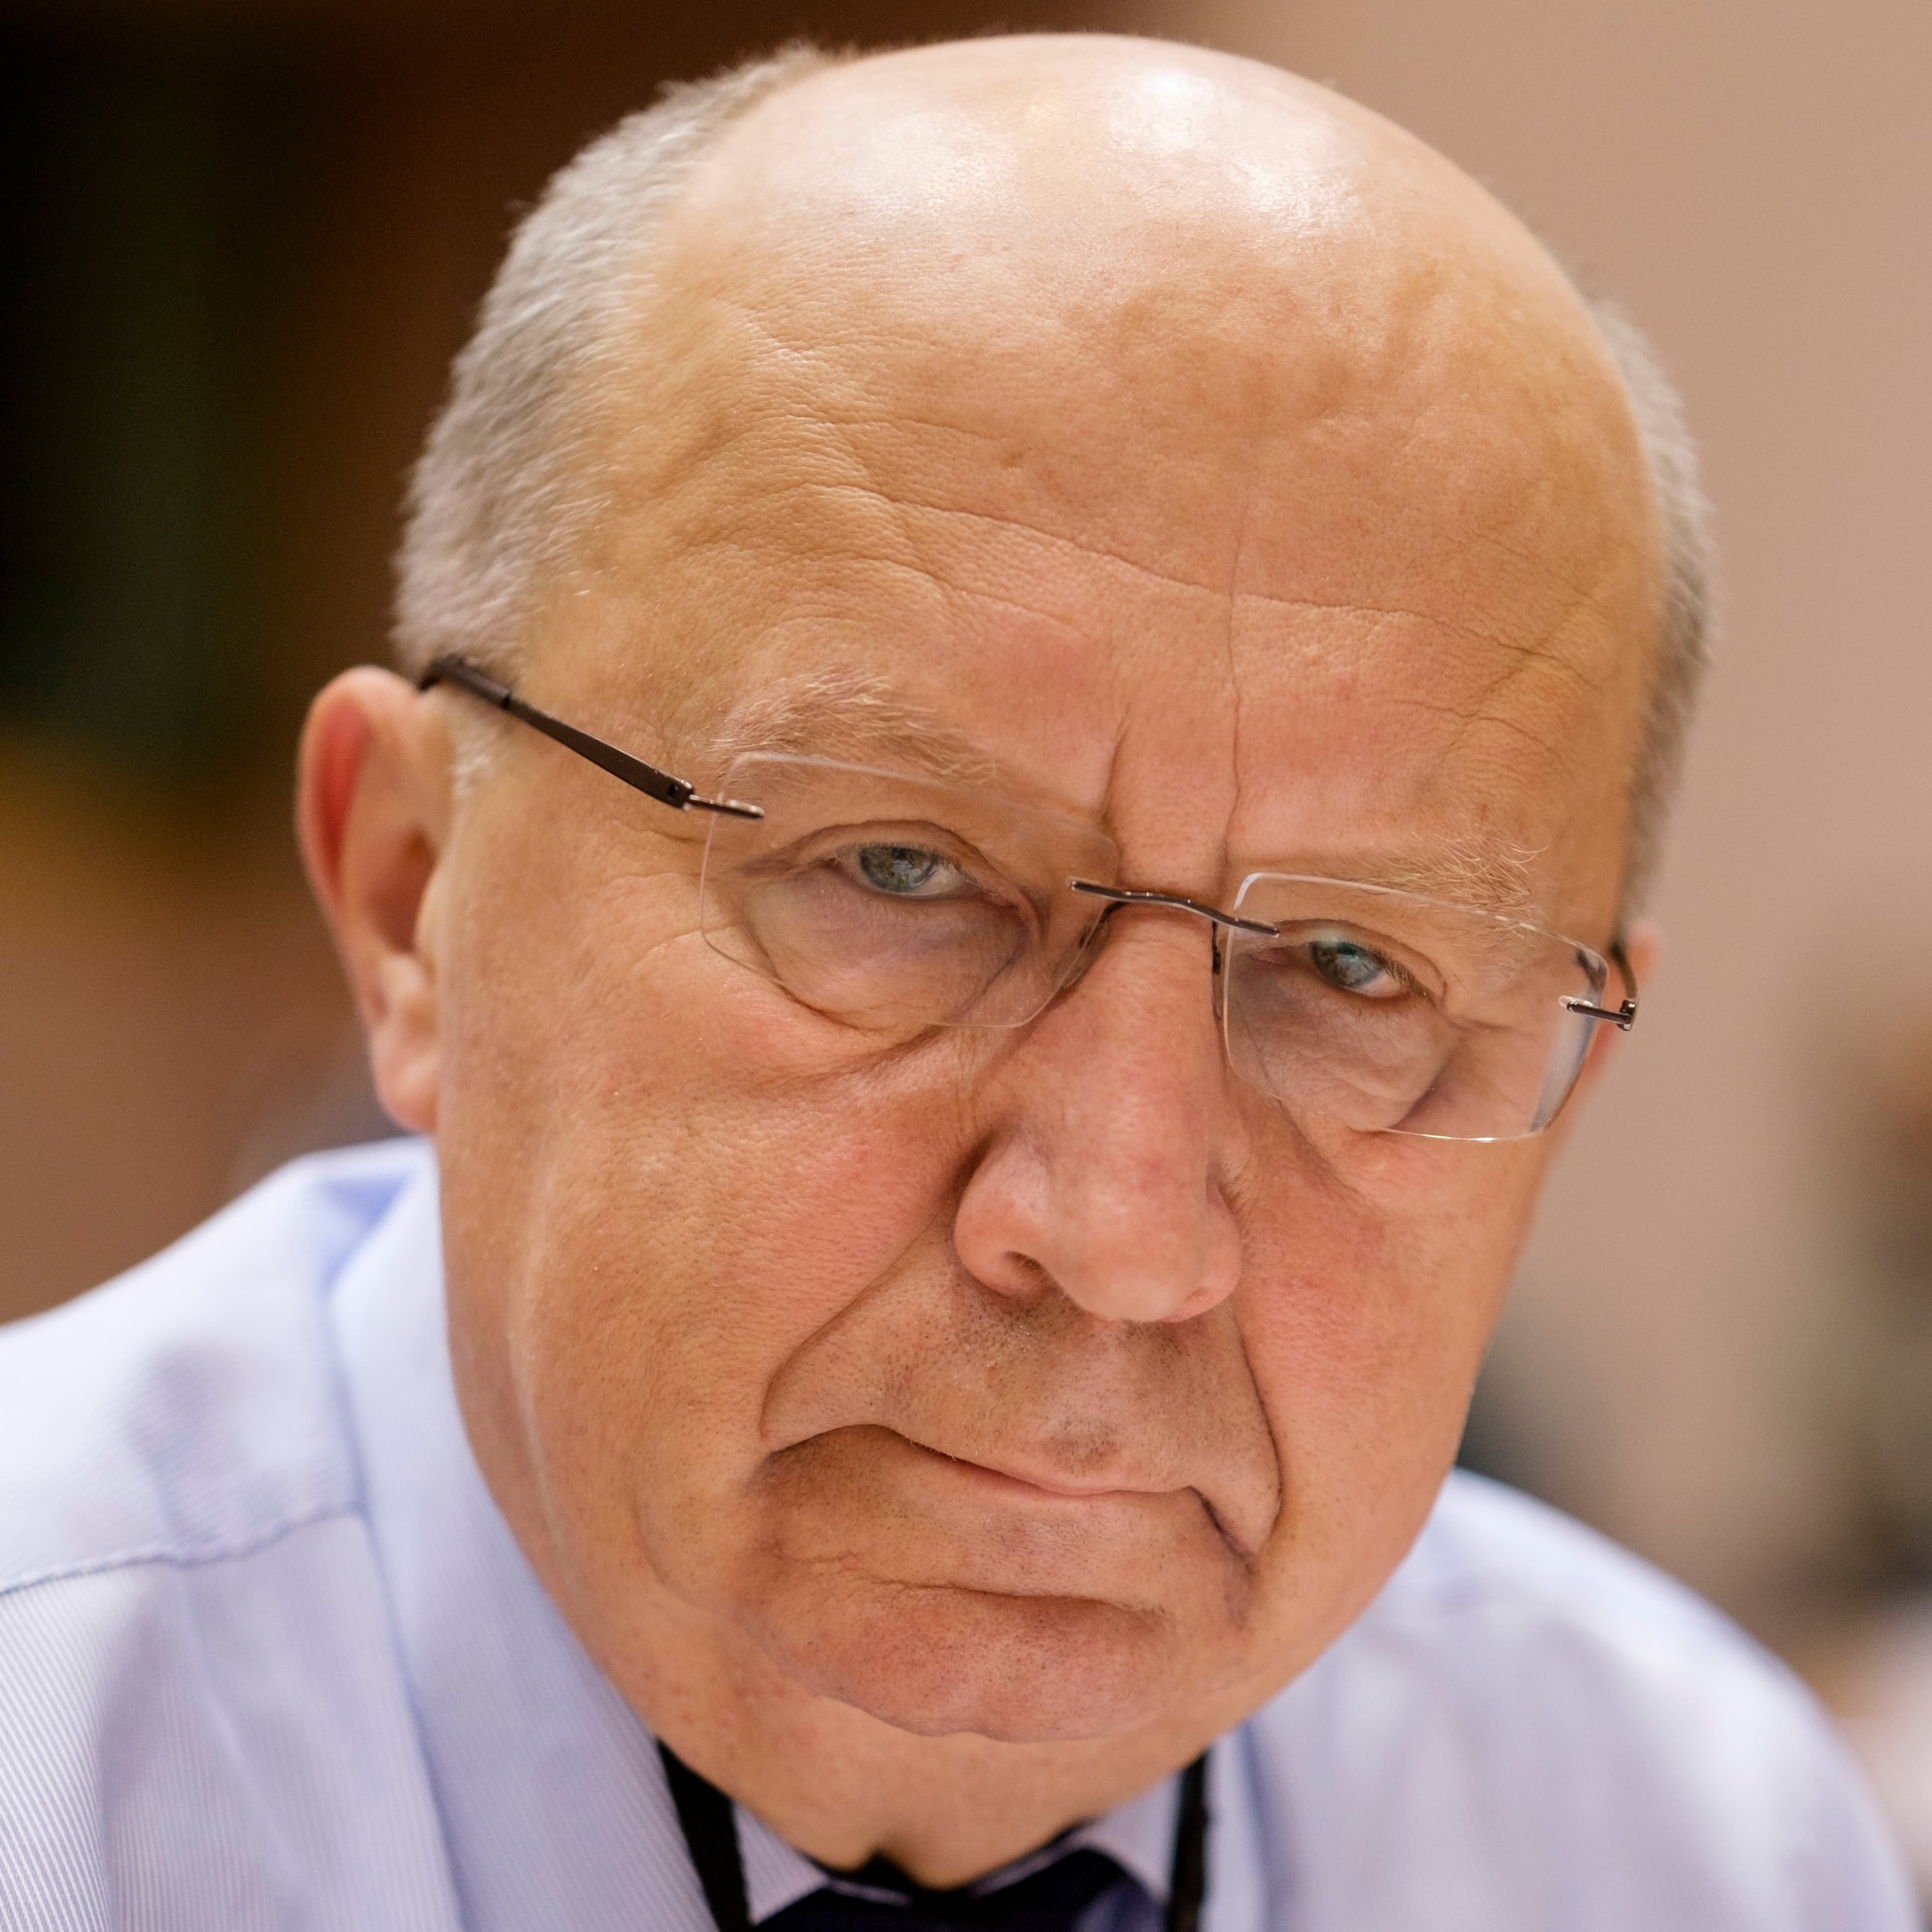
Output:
left=3, top=0, right=1929, bottom=1892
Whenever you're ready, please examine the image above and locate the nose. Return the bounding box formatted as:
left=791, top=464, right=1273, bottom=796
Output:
left=952, top=912, right=1244, bottom=1325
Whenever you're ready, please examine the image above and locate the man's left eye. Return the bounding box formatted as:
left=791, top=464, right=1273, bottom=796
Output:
left=1306, top=936, right=1405, bottom=998
left=851, top=843, right=970, bottom=898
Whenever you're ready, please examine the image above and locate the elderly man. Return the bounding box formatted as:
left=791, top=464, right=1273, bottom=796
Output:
left=0, top=32, right=1912, bottom=1932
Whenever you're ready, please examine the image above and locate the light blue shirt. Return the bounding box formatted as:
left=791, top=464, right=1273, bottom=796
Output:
left=0, top=1140, right=1915, bottom=1931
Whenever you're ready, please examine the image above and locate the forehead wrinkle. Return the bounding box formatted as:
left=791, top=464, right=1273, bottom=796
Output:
left=1229, top=590, right=1598, bottom=678
left=1386, top=578, right=1637, bottom=785
left=666, top=522, right=1096, bottom=653
left=715, top=472, right=1238, bottom=606
left=687, top=476, right=1621, bottom=684
left=1384, top=691, right=1568, bottom=773
left=676, top=417, right=1628, bottom=660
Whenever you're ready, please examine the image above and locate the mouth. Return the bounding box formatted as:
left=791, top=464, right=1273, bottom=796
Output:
left=749, top=1423, right=1265, bottom=1628
left=886, top=1428, right=1252, bottom=1559
left=907, top=1435, right=1165, bottom=1501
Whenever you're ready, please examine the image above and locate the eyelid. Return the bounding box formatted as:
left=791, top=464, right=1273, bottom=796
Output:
left=769, top=822, right=1057, bottom=926
left=774, top=818, right=996, bottom=875
left=1348, top=945, right=1422, bottom=998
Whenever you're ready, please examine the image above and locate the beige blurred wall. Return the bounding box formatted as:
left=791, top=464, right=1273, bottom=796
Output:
left=1099, top=0, right=1932, bottom=1621
left=0, top=746, right=368, bottom=1310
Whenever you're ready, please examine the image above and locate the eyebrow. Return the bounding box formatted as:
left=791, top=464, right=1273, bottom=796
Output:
left=1279, top=840, right=1546, bottom=924
left=698, top=676, right=1547, bottom=923
left=705, top=671, right=1004, bottom=789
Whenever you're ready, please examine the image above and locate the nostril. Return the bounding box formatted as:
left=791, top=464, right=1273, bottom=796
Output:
left=992, top=1250, right=1058, bottom=1304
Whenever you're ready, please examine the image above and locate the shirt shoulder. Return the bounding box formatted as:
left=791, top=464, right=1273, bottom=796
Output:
left=1239, top=1471, right=1916, bottom=1931
left=0, top=1139, right=462, bottom=1931
left=0, top=1138, right=431, bottom=1595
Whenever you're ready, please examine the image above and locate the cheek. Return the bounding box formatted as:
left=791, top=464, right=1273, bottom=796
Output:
left=1233, top=1132, right=1542, bottom=1602
left=447, top=867, right=986, bottom=1549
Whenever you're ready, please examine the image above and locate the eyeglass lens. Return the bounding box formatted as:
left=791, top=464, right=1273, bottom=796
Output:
left=698, top=753, right=1611, bottom=1142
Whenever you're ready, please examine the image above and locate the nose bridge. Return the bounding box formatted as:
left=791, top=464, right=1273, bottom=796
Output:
left=1052, top=878, right=1273, bottom=1054
left=952, top=898, right=1244, bottom=1326
left=1071, top=898, right=1222, bottom=1038
left=1046, top=883, right=1254, bottom=1137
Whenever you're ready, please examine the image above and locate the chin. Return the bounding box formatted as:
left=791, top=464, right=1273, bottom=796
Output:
left=744, top=1573, right=1196, bottom=1741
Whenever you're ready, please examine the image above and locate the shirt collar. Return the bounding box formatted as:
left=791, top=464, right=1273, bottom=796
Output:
left=738, top=1774, right=1179, bottom=1925
left=329, top=1151, right=1264, bottom=1932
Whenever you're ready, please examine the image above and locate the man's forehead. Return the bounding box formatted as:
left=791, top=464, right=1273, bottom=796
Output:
left=606, top=34, right=1647, bottom=627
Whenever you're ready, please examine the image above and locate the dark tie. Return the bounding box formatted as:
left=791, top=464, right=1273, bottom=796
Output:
left=658, top=1742, right=1205, bottom=1932
left=765, top=1847, right=1132, bottom=1932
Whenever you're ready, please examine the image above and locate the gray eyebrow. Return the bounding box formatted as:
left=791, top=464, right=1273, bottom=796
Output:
left=1270, top=842, right=1547, bottom=925
left=706, top=670, right=1004, bottom=789
left=702, top=675, right=1546, bottom=922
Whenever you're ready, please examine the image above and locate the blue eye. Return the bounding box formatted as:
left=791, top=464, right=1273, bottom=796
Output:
left=855, top=845, right=959, bottom=897
left=1308, top=936, right=1402, bottom=997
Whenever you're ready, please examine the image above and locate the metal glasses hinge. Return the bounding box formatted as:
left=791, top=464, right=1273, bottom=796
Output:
left=1560, top=994, right=1638, bottom=1031
left=1560, top=935, right=1639, bottom=1031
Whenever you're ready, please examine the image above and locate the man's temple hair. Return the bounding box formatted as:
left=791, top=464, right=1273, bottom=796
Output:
left=393, top=45, right=844, bottom=716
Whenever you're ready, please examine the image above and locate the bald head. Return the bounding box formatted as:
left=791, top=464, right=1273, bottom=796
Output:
left=667, top=37, right=1589, bottom=366
left=396, top=33, right=1706, bottom=909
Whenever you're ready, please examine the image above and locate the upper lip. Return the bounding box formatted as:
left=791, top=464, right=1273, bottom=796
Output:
left=907, top=1433, right=1251, bottom=1559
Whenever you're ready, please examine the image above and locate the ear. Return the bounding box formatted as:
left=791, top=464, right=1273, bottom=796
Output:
left=296, top=667, right=454, bottom=1135
left=1557, top=917, right=1661, bottom=1128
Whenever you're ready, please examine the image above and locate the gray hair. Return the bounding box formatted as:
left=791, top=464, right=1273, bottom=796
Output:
left=393, top=45, right=1710, bottom=918
left=392, top=45, right=843, bottom=697
left=1585, top=298, right=1714, bottom=914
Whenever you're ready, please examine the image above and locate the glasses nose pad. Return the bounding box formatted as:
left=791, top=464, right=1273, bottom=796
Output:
left=1215, top=934, right=1286, bottom=1110
left=1055, top=901, right=1118, bottom=996
left=1210, top=926, right=1227, bottom=1014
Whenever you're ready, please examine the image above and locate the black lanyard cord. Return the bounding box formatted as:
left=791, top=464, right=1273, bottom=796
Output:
left=657, top=1743, right=1211, bottom=1932
left=661, top=1742, right=753, bottom=1932
left=1166, top=1753, right=1209, bottom=1932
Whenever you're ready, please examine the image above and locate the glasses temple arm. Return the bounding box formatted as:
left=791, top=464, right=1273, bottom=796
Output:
left=418, top=656, right=762, bottom=820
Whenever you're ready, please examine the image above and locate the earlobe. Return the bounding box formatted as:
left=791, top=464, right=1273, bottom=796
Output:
left=296, top=667, right=453, bottom=1135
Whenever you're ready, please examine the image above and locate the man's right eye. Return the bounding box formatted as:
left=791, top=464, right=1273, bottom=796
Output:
left=849, top=843, right=972, bottom=898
